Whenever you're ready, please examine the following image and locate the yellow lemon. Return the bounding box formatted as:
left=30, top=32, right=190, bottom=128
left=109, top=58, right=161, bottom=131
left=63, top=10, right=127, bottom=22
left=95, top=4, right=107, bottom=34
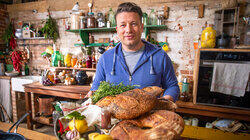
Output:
left=88, top=133, right=100, bottom=140
left=69, top=119, right=88, bottom=134
left=93, top=134, right=113, bottom=140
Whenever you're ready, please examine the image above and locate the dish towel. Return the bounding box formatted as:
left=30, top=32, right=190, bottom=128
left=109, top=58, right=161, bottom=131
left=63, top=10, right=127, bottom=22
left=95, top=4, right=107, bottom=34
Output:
left=210, top=62, right=250, bottom=97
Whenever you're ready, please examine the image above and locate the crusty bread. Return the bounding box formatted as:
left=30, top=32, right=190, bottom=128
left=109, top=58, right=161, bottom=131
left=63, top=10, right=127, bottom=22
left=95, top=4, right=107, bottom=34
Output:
left=110, top=110, right=184, bottom=140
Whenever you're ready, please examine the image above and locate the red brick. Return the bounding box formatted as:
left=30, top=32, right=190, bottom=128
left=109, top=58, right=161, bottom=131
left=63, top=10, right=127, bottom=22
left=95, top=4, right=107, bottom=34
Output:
left=180, top=70, right=189, bottom=74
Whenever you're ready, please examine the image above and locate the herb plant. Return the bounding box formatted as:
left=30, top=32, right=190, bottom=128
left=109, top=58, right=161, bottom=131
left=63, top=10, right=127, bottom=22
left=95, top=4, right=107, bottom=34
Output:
left=42, top=10, right=59, bottom=43
left=91, top=81, right=136, bottom=104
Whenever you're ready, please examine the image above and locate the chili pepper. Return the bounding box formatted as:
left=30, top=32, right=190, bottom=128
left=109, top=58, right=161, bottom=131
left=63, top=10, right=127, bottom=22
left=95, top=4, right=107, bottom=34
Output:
left=58, top=119, right=64, bottom=135
left=64, top=126, right=70, bottom=132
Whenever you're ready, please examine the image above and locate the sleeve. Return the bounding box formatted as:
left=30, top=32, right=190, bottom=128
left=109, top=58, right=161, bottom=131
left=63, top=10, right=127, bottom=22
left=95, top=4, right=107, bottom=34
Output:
left=161, top=54, right=180, bottom=102
left=90, top=55, right=106, bottom=91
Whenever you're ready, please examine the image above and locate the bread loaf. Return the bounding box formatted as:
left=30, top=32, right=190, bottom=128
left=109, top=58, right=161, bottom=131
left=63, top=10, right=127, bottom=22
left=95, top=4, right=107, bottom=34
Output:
left=110, top=110, right=184, bottom=140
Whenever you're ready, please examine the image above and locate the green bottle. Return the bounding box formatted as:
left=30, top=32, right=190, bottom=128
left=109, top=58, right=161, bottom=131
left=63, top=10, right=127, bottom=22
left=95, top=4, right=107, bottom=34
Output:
left=108, top=8, right=116, bottom=27
left=25, top=63, right=29, bottom=75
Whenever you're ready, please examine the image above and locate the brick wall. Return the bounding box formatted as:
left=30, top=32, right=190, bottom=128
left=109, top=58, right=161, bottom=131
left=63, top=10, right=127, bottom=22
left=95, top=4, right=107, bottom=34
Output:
left=0, top=4, right=8, bottom=52
left=6, top=0, right=227, bottom=82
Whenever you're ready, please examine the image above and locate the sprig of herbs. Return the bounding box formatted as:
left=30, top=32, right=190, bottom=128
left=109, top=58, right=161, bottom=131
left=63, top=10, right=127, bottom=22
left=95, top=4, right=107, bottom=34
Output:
left=41, top=10, right=59, bottom=43
left=2, top=22, right=14, bottom=44
left=91, top=81, right=137, bottom=104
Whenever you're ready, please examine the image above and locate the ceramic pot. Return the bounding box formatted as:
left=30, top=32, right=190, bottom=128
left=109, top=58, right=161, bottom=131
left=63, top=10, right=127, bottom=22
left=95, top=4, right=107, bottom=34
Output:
left=75, top=70, right=88, bottom=85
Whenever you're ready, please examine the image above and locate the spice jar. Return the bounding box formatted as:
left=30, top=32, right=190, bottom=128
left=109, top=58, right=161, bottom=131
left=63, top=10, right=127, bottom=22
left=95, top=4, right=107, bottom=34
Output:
left=97, top=12, right=106, bottom=28
left=87, top=12, right=95, bottom=28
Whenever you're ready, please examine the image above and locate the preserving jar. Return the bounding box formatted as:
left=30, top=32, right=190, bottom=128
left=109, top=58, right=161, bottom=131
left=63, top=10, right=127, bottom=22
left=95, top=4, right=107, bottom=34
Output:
left=87, top=12, right=95, bottom=28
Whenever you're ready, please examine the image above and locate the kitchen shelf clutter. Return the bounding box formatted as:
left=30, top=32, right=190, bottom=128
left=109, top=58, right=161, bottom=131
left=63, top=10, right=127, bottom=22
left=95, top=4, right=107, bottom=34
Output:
left=66, top=25, right=168, bottom=46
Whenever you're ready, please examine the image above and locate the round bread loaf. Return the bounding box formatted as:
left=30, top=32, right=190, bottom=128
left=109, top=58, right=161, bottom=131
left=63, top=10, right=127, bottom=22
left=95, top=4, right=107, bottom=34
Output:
left=110, top=110, right=184, bottom=140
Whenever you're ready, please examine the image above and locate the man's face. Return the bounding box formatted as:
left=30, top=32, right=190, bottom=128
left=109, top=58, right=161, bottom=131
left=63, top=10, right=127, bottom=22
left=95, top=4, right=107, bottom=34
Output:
left=116, top=12, right=144, bottom=51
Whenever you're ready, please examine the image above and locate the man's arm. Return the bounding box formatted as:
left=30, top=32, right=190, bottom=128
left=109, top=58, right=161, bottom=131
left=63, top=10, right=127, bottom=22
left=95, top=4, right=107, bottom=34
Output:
left=87, top=55, right=106, bottom=97
left=161, top=54, right=180, bottom=102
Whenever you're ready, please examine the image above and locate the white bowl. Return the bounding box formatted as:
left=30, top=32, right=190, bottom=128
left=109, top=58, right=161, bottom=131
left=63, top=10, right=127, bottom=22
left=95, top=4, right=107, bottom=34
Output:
left=5, top=71, right=19, bottom=77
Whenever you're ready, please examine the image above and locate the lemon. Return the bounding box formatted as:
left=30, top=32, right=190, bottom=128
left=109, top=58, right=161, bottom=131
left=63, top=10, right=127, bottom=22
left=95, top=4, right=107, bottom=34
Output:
left=88, top=133, right=100, bottom=140
left=69, top=119, right=88, bottom=134
left=93, top=134, right=113, bottom=140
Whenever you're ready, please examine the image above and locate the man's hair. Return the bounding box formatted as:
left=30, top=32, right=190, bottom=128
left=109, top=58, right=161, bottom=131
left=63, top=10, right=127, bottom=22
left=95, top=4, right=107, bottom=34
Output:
left=115, top=2, right=143, bottom=22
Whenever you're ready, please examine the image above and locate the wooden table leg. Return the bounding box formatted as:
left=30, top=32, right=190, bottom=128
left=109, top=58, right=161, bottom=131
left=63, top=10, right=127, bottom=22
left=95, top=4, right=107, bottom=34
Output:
left=25, top=91, right=33, bottom=130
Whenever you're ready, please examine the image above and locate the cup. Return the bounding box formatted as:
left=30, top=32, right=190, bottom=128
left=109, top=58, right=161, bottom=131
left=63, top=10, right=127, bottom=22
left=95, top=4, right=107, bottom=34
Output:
left=192, top=118, right=199, bottom=126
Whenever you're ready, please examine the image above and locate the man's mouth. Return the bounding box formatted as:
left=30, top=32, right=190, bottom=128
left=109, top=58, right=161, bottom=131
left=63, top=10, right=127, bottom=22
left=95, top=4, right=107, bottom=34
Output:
left=125, top=35, right=134, bottom=39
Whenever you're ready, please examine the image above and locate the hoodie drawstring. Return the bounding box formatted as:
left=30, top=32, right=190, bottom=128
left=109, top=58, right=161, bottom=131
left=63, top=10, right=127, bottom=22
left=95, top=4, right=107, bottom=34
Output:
left=150, top=55, right=156, bottom=75
left=111, top=48, right=116, bottom=75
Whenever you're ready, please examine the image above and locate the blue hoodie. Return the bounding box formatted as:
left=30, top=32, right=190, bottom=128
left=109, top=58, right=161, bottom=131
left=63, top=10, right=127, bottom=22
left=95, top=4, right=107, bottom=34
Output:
left=91, top=40, right=180, bottom=102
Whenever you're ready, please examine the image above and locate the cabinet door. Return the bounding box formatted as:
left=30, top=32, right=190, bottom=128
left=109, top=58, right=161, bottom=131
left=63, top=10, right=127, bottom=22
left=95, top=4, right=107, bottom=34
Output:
left=0, top=79, right=11, bottom=122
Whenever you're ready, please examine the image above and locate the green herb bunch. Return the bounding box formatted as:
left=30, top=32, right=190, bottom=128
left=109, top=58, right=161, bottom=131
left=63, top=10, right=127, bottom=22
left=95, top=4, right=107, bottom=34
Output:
left=42, top=11, right=59, bottom=43
left=2, top=22, right=14, bottom=44
left=91, top=81, right=136, bottom=104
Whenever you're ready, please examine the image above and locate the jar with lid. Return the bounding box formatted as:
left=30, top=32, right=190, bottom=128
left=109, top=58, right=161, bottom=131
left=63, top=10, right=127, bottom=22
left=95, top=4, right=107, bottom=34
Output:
left=97, top=12, right=106, bottom=28
left=70, top=12, right=80, bottom=30
left=87, top=12, right=95, bottom=28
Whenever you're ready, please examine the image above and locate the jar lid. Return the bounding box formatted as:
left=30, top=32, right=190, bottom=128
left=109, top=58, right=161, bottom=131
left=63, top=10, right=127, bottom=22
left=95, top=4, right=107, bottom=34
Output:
left=88, top=12, right=94, bottom=15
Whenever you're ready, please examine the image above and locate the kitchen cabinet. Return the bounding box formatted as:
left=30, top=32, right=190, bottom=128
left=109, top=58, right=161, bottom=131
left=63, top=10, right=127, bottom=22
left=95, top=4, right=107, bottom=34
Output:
left=215, top=7, right=239, bottom=37
left=0, top=76, right=11, bottom=122
left=65, top=25, right=168, bottom=47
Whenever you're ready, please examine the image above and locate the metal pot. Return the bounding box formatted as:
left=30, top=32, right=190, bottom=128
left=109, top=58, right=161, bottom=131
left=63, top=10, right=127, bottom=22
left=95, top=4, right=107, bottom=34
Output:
left=0, top=112, right=30, bottom=140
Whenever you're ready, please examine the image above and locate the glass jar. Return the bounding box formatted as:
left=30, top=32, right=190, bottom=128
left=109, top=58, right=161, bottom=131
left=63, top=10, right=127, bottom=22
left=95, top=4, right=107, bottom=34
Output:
left=201, top=25, right=216, bottom=48
left=70, top=13, right=80, bottom=30
left=97, top=13, right=106, bottom=28
left=87, top=12, right=95, bottom=28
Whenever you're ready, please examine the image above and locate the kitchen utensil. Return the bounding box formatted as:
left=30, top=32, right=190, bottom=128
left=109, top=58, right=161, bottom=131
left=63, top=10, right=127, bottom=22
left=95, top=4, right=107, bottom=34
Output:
left=0, top=112, right=30, bottom=140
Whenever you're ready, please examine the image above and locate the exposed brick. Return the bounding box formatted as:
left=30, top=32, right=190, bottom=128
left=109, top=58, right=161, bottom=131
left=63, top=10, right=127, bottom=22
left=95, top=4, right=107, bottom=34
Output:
left=180, top=70, right=189, bottom=74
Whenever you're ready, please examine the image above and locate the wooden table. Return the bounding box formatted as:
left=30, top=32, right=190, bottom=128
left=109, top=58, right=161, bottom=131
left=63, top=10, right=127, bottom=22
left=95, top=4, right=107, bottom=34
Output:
left=24, top=82, right=91, bottom=130
left=0, top=122, right=57, bottom=140
left=176, top=101, right=250, bottom=121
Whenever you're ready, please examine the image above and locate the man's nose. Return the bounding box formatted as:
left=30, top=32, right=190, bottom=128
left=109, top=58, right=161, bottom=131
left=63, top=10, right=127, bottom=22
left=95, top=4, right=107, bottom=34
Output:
left=125, top=24, right=132, bottom=33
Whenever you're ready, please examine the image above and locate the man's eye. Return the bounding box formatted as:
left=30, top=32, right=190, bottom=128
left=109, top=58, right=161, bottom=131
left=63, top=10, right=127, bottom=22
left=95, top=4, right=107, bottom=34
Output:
left=132, top=23, right=137, bottom=26
left=120, top=25, right=125, bottom=27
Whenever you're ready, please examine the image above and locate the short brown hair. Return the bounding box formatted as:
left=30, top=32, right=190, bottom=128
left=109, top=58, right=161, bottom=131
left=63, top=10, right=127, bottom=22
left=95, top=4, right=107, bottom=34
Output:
left=115, top=2, right=143, bottom=22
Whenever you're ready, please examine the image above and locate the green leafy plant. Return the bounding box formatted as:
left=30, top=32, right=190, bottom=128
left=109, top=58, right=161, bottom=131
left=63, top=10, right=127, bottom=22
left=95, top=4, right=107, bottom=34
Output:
left=91, top=81, right=137, bottom=104
left=41, top=11, right=59, bottom=43
left=2, top=22, right=14, bottom=44
left=64, top=111, right=85, bottom=120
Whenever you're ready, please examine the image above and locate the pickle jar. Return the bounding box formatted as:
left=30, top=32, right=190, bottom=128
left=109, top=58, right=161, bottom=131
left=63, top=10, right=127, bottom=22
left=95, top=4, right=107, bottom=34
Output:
left=87, top=12, right=95, bottom=28
left=201, top=25, right=216, bottom=48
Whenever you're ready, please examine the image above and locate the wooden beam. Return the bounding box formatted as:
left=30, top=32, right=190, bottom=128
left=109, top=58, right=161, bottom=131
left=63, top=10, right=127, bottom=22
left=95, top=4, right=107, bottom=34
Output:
left=198, top=4, right=204, bottom=18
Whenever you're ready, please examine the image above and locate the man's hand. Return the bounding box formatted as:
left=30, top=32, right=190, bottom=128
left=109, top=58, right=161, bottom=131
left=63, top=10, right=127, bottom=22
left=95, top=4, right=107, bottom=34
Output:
left=85, top=90, right=93, bottom=98
left=162, top=95, right=174, bottom=102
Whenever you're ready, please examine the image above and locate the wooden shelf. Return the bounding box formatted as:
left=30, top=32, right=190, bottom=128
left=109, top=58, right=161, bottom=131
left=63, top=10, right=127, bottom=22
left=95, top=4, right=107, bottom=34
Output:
left=47, top=67, right=96, bottom=71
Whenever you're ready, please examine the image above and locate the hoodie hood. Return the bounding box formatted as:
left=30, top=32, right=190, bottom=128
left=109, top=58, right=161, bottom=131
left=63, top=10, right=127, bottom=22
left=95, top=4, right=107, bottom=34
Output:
left=111, top=39, right=161, bottom=75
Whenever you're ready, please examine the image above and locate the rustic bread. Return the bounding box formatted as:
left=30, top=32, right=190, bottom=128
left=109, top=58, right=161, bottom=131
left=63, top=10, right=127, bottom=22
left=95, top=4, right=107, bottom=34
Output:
left=110, top=110, right=184, bottom=140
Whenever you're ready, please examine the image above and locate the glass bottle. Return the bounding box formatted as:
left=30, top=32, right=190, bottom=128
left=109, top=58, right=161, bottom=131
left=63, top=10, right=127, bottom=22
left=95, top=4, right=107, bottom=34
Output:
left=25, top=63, right=29, bottom=75
left=97, top=12, right=106, bottom=28
left=108, top=8, right=116, bottom=27
left=87, top=12, right=95, bottom=28
left=142, top=13, right=148, bottom=26
left=149, top=9, right=157, bottom=25
left=52, top=51, right=60, bottom=67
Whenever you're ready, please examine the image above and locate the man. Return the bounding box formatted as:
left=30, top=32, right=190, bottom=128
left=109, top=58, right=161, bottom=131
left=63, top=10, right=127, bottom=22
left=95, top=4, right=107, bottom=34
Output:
left=86, top=2, right=179, bottom=102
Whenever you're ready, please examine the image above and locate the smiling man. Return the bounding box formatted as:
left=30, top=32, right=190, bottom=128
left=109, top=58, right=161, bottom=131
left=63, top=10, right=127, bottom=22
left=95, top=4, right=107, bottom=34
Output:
left=87, top=2, right=180, bottom=102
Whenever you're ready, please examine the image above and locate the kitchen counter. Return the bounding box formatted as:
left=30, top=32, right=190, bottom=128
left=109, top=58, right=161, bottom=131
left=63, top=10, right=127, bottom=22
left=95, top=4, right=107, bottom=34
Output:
left=0, top=76, right=11, bottom=80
